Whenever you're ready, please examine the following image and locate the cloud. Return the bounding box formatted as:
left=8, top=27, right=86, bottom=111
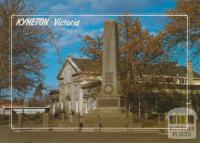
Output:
left=31, top=0, right=176, bottom=14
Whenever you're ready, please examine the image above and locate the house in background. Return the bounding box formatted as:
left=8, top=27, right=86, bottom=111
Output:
left=55, top=57, right=101, bottom=116
left=0, top=99, right=49, bottom=115
left=0, top=100, right=24, bottom=115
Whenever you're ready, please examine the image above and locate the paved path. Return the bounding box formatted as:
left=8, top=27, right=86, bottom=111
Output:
left=0, top=124, right=199, bottom=143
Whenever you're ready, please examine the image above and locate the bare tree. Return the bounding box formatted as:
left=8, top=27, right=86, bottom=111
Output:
left=0, top=0, right=55, bottom=100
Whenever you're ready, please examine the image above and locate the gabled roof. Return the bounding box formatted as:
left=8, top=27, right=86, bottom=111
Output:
left=57, top=57, right=80, bottom=80
left=49, top=89, right=59, bottom=95
left=72, top=58, right=101, bottom=74
left=57, top=57, right=101, bottom=80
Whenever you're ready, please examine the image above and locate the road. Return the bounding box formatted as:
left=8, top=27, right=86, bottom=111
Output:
left=0, top=124, right=199, bottom=143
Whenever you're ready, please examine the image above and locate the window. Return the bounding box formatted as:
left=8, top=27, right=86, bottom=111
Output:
left=170, top=116, right=176, bottom=124
left=177, top=115, right=186, bottom=124
left=180, top=78, right=186, bottom=84
left=188, top=115, right=194, bottom=124
left=73, top=85, right=78, bottom=96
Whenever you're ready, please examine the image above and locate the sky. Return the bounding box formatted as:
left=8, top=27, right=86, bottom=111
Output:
left=24, top=0, right=190, bottom=90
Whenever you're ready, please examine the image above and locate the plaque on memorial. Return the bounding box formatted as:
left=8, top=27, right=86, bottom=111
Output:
left=105, top=72, right=113, bottom=83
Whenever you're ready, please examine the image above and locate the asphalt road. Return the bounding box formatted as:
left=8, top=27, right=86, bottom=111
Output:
left=0, top=125, right=199, bottom=143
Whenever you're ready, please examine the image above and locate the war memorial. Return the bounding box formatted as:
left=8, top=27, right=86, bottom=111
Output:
left=83, top=20, right=133, bottom=128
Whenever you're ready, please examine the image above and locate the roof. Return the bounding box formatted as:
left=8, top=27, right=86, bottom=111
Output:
left=0, top=100, right=23, bottom=108
left=57, top=57, right=200, bottom=80
left=57, top=57, right=101, bottom=79
left=57, top=57, right=79, bottom=79
left=166, top=107, right=198, bottom=119
left=138, top=62, right=200, bottom=78
left=49, top=89, right=59, bottom=95
left=72, top=58, right=101, bottom=74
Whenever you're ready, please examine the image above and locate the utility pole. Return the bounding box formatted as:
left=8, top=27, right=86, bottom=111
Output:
left=156, top=98, right=158, bottom=110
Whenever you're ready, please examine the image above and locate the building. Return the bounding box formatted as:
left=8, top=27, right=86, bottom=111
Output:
left=55, top=57, right=101, bottom=116
left=134, top=61, right=200, bottom=97
left=0, top=99, right=50, bottom=115
left=0, top=100, right=23, bottom=115
left=53, top=58, right=200, bottom=116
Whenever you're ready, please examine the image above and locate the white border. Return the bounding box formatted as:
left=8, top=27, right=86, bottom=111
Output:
left=10, top=14, right=190, bottom=131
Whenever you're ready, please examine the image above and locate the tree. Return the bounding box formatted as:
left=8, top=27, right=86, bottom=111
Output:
left=118, top=17, right=164, bottom=81
left=33, top=83, right=44, bottom=101
left=165, top=0, right=200, bottom=56
left=80, top=35, right=103, bottom=60
left=0, top=0, right=54, bottom=99
left=80, top=34, right=103, bottom=74
left=165, top=0, right=200, bottom=111
left=81, top=17, right=165, bottom=85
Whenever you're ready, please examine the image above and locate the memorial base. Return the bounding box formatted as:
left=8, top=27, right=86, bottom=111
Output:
left=96, top=91, right=127, bottom=112
left=92, top=94, right=131, bottom=127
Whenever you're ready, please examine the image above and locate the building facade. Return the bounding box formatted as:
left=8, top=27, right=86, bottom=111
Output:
left=55, top=57, right=101, bottom=116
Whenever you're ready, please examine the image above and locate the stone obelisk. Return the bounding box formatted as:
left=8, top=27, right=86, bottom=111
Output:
left=96, top=20, right=127, bottom=112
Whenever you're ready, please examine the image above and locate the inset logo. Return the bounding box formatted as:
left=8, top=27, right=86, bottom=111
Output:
left=166, top=107, right=198, bottom=139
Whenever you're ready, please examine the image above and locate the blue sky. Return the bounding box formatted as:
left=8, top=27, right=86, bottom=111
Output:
left=25, top=0, right=193, bottom=90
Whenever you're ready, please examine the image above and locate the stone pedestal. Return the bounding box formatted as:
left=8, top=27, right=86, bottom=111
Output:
left=96, top=95, right=127, bottom=111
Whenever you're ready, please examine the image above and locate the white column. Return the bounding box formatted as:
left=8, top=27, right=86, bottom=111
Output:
left=75, top=100, right=78, bottom=113
left=79, top=88, right=83, bottom=116
left=86, top=100, right=88, bottom=114
left=60, top=102, right=64, bottom=111
left=93, top=100, right=96, bottom=110
left=68, top=100, right=71, bottom=114
left=52, top=104, right=55, bottom=115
